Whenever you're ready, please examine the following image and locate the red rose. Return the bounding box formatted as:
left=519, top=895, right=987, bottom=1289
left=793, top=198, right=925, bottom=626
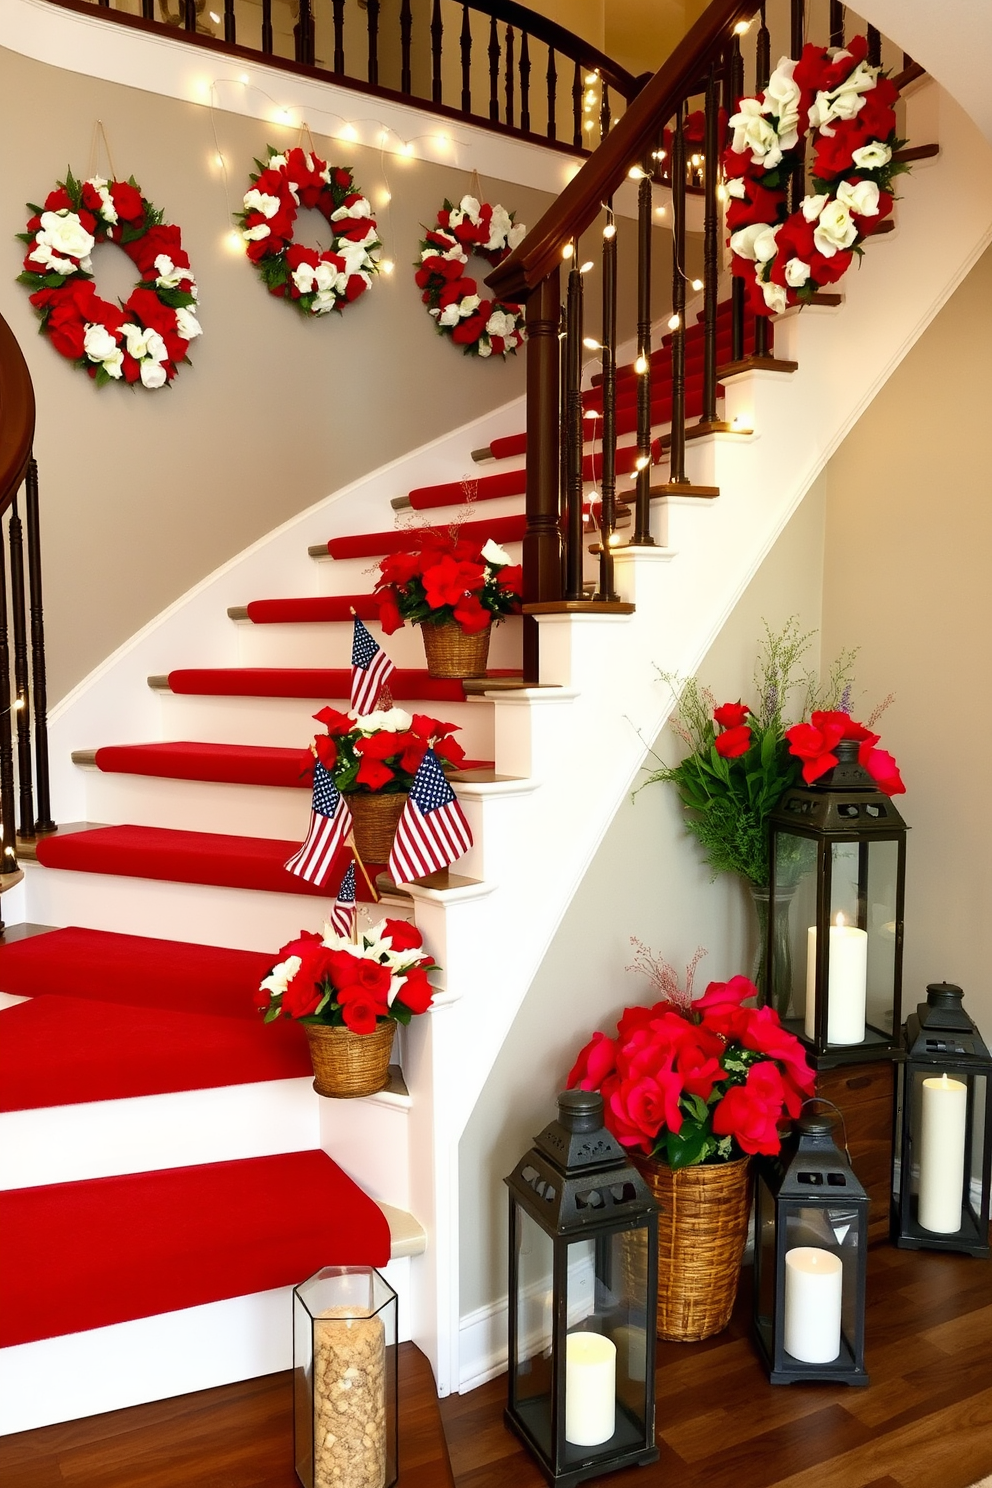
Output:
left=45, top=304, right=87, bottom=360
left=711, top=1065, right=784, bottom=1155
left=344, top=274, right=368, bottom=302
left=452, top=309, right=487, bottom=345
left=398, top=738, right=429, bottom=775
left=109, top=180, right=146, bottom=224
left=422, top=557, right=483, bottom=610
left=855, top=190, right=894, bottom=238
left=281, top=966, right=324, bottom=1019
left=379, top=551, right=423, bottom=587
left=334, top=168, right=351, bottom=187
left=741, top=1005, right=815, bottom=1098
left=785, top=714, right=849, bottom=784
left=497, top=564, right=522, bottom=598
left=286, top=243, right=319, bottom=271
left=452, top=594, right=491, bottom=634
left=356, top=757, right=395, bottom=790
left=339, top=992, right=384, bottom=1035
left=813, top=120, right=868, bottom=180
left=721, top=145, right=753, bottom=181
left=610, top=1069, right=684, bottom=1150
left=382, top=918, right=423, bottom=952
left=44, top=186, right=73, bottom=212
left=313, top=705, right=354, bottom=736
left=277, top=928, right=324, bottom=961
left=714, top=701, right=750, bottom=729
left=726, top=180, right=787, bottom=234
left=433, top=735, right=466, bottom=768
left=714, top=723, right=752, bottom=759
left=675, top=1024, right=725, bottom=1100
left=567, top=1030, right=618, bottom=1091
left=395, top=966, right=434, bottom=1015
left=860, top=744, right=905, bottom=795
left=695, top=975, right=756, bottom=1013
left=377, top=595, right=404, bottom=635
left=314, top=735, right=337, bottom=770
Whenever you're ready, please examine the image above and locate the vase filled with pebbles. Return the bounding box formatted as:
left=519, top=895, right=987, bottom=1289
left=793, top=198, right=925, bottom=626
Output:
left=293, top=1266, right=398, bottom=1488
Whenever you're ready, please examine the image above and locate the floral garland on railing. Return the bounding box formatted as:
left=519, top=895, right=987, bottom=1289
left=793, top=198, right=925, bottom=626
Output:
left=414, top=195, right=527, bottom=358
left=17, top=170, right=200, bottom=388
left=723, top=36, right=907, bottom=317
left=237, top=146, right=380, bottom=317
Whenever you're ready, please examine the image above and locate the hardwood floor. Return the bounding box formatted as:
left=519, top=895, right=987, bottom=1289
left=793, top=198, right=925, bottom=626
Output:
left=441, top=1246, right=992, bottom=1488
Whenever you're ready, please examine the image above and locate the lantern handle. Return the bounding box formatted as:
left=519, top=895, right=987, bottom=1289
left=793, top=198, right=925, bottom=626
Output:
left=800, top=1097, right=852, bottom=1166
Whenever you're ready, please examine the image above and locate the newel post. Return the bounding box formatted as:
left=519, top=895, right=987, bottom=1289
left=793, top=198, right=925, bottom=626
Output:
left=523, top=266, right=562, bottom=684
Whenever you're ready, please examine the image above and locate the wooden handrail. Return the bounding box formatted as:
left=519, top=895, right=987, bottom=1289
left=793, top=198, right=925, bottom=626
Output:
left=487, top=0, right=760, bottom=300
left=0, top=313, right=35, bottom=518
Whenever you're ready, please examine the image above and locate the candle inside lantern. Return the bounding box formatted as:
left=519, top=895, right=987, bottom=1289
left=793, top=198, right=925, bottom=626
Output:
left=918, top=1073, right=968, bottom=1233
left=564, top=1332, right=616, bottom=1446
left=784, top=1246, right=843, bottom=1364
left=805, top=913, right=868, bottom=1044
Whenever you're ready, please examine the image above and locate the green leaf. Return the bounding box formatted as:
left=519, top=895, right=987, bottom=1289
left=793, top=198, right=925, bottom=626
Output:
left=390, top=1003, right=412, bottom=1026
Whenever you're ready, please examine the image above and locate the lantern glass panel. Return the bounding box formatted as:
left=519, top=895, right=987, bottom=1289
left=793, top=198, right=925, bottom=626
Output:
left=754, top=1171, right=777, bottom=1354
left=773, top=829, right=816, bottom=1019
left=512, top=1204, right=555, bottom=1457
left=783, top=1203, right=863, bottom=1365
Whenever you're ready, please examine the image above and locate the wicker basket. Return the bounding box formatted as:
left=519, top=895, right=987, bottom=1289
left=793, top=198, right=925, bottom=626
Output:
left=626, top=1155, right=753, bottom=1342
left=304, top=1020, right=396, bottom=1098
left=349, top=791, right=407, bottom=863
left=421, top=619, right=491, bottom=679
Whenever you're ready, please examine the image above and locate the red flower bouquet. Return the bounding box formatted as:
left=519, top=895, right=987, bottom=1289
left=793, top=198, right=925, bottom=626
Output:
left=256, top=916, right=436, bottom=1033
left=568, top=962, right=815, bottom=1169
left=310, top=705, right=465, bottom=794
left=374, top=535, right=521, bottom=637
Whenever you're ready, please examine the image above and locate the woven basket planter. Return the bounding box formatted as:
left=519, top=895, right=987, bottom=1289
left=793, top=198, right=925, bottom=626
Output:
left=626, top=1154, right=753, bottom=1342
left=348, top=791, right=407, bottom=864
left=304, top=1020, right=396, bottom=1098
left=420, top=618, right=491, bottom=679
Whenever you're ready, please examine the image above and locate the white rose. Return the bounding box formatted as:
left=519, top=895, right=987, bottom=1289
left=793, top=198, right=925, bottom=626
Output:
left=808, top=60, right=875, bottom=133
left=154, top=254, right=192, bottom=289
left=292, top=262, right=316, bottom=295
left=760, top=278, right=788, bottom=315
left=259, top=955, right=302, bottom=998
left=813, top=199, right=857, bottom=256
left=726, top=178, right=747, bottom=199
left=728, top=222, right=767, bottom=261
left=486, top=310, right=515, bottom=336
left=140, top=359, right=167, bottom=389
left=447, top=209, right=464, bottom=230
left=355, top=707, right=412, bottom=733
left=851, top=141, right=892, bottom=170
left=85, top=177, right=118, bottom=225
left=83, top=322, right=119, bottom=364
left=38, top=210, right=95, bottom=261
left=784, top=257, right=811, bottom=287
left=47, top=253, right=79, bottom=275
left=836, top=177, right=880, bottom=217
left=438, top=302, right=462, bottom=327
left=330, top=197, right=371, bottom=221
left=175, top=307, right=202, bottom=340
left=311, top=290, right=336, bottom=315
left=242, top=224, right=271, bottom=242
left=313, top=261, right=336, bottom=293
left=752, top=224, right=782, bottom=264
left=728, top=97, right=783, bottom=169
left=801, top=193, right=829, bottom=222
left=458, top=294, right=481, bottom=317
left=103, top=349, right=124, bottom=379
left=481, top=539, right=511, bottom=566
left=28, top=241, right=52, bottom=267
left=507, top=222, right=527, bottom=250
left=143, top=329, right=168, bottom=364
left=243, top=189, right=281, bottom=220
left=119, top=322, right=150, bottom=359
left=761, top=57, right=802, bottom=148
left=476, top=341, right=493, bottom=358
left=486, top=204, right=513, bottom=249
left=267, top=153, right=288, bottom=170
left=459, top=195, right=482, bottom=221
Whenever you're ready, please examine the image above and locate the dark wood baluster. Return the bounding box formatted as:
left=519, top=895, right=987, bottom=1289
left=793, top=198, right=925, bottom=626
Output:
left=332, top=0, right=345, bottom=74
left=600, top=84, right=611, bottom=140
left=142, top=0, right=154, bottom=20
left=7, top=500, right=33, bottom=840
left=184, top=0, right=196, bottom=30
left=222, top=0, right=235, bottom=44
left=366, top=0, right=380, bottom=84
left=523, top=268, right=563, bottom=683
left=460, top=5, right=472, bottom=114
left=572, top=61, right=582, bottom=148
left=728, top=36, right=745, bottom=363
left=400, top=0, right=412, bottom=95
left=98, top=0, right=109, bottom=8
left=24, top=460, right=53, bottom=834
left=486, top=17, right=501, bottom=121
left=701, top=66, right=719, bottom=423
left=867, top=25, right=881, bottom=65
left=546, top=47, right=557, bottom=141
left=0, top=523, right=17, bottom=877
left=791, top=0, right=804, bottom=56
left=431, top=0, right=443, bottom=104
left=519, top=33, right=531, bottom=134
left=297, top=0, right=314, bottom=66
left=558, top=303, right=569, bottom=594
left=596, top=212, right=618, bottom=600
left=563, top=258, right=585, bottom=603
left=505, top=26, right=515, bottom=129
left=669, top=108, right=688, bottom=485
left=261, top=0, right=273, bottom=55
left=753, top=10, right=771, bottom=360
left=633, top=164, right=654, bottom=547
left=830, top=1, right=845, bottom=48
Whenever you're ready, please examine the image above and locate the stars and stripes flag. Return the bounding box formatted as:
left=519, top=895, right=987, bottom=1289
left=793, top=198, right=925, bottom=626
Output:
left=329, top=860, right=357, bottom=938
left=388, top=748, right=473, bottom=885
left=284, top=761, right=354, bottom=886
left=351, top=616, right=395, bottom=715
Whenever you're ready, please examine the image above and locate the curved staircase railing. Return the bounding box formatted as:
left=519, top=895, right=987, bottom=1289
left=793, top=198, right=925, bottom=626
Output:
left=486, top=0, right=915, bottom=682
left=0, top=311, right=54, bottom=893
left=47, top=0, right=643, bottom=152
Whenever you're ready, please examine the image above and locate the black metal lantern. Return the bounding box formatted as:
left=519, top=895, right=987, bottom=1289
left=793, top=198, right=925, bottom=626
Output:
left=504, top=1090, right=660, bottom=1487
left=893, top=982, right=992, bottom=1256
left=753, top=1112, right=870, bottom=1386
left=767, top=738, right=908, bottom=1068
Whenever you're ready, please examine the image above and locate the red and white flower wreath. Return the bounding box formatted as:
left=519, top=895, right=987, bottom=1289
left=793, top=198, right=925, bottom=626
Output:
left=415, top=196, right=526, bottom=358
left=723, top=35, right=907, bottom=317
left=237, top=146, right=380, bottom=316
left=17, top=169, right=200, bottom=389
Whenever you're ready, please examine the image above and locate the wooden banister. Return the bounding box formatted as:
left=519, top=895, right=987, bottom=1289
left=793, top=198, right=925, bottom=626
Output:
left=463, top=0, right=641, bottom=100
left=0, top=314, right=35, bottom=519
left=487, top=0, right=760, bottom=301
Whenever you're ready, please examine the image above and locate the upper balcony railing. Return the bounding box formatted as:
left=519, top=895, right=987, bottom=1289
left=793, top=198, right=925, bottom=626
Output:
left=51, top=0, right=645, bottom=152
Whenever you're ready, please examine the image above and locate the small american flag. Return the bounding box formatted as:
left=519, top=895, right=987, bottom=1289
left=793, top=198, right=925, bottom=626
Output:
left=388, top=748, right=473, bottom=885
left=330, top=860, right=357, bottom=938
left=351, top=616, right=395, bottom=715
left=285, top=761, right=354, bottom=886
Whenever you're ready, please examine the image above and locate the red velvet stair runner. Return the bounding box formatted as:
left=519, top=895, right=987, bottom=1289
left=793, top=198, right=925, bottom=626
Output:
left=246, top=594, right=381, bottom=624
left=0, top=1150, right=390, bottom=1346
left=95, top=742, right=314, bottom=788
left=326, top=513, right=527, bottom=561
left=164, top=667, right=487, bottom=700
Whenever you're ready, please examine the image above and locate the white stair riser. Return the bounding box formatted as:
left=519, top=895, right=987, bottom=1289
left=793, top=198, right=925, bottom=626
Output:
left=76, top=769, right=316, bottom=840
left=233, top=613, right=523, bottom=672
left=0, top=1261, right=413, bottom=1437
left=320, top=1094, right=412, bottom=1211
left=153, top=691, right=496, bottom=757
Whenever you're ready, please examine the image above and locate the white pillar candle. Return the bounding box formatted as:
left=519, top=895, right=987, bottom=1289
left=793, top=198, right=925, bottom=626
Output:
left=564, top=1332, right=616, bottom=1446
left=918, top=1073, right=968, bottom=1234
left=805, top=915, right=868, bottom=1043
left=784, top=1247, right=843, bottom=1364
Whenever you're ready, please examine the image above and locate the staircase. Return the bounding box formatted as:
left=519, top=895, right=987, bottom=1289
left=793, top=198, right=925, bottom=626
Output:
left=2, top=0, right=992, bottom=1438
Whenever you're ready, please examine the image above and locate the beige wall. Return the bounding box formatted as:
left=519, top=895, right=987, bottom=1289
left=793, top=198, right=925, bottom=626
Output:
left=822, top=244, right=992, bottom=1034
left=459, top=477, right=826, bottom=1316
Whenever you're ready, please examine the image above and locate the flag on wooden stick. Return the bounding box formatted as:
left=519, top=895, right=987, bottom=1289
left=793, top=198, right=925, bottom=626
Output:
left=329, top=860, right=357, bottom=938
left=388, top=748, right=473, bottom=885
left=285, top=761, right=353, bottom=886
left=351, top=615, right=395, bottom=715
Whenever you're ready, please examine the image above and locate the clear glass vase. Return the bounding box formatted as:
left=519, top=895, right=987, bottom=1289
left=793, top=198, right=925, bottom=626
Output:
left=749, top=882, right=795, bottom=1019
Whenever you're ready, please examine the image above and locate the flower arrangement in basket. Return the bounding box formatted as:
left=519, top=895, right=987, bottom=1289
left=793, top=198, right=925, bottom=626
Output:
left=257, top=915, right=436, bottom=1097
left=568, top=947, right=815, bottom=1340
left=374, top=536, right=522, bottom=679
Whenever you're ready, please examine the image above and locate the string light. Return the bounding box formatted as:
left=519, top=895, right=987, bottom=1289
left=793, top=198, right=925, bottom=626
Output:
left=380, top=259, right=395, bottom=275
left=734, top=18, right=752, bottom=34
left=583, top=407, right=599, bottom=420
left=634, top=454, right=650, bottom=471
left=668, top=313, right=681, bottom=330
left=691, top=278, right=704, bottom=291
left=339, top=124, right=358, bottom=142
left=651, top=149, right=666, bottom=161
left=562, top=242, right=574, bottom=260
left=602, top=222, right=616, bottom=239
left=583, top=337, right=603, bottom=350
left=224, top=228, right=243, bottom=253
left=584, top=120, right=595, bottom=133
left=585, top=72, right=599, bottom=85
left=634, top=354, right=649, bottom=375
left=628, top=165, right=648, bottom=180
left=208, top=9, right=220, bottom=21
left=579, top=261, right=594, bottom=274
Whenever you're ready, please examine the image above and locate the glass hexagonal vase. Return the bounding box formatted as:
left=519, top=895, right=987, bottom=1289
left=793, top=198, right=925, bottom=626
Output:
left=293, top=1266, right=398, bottom=1488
